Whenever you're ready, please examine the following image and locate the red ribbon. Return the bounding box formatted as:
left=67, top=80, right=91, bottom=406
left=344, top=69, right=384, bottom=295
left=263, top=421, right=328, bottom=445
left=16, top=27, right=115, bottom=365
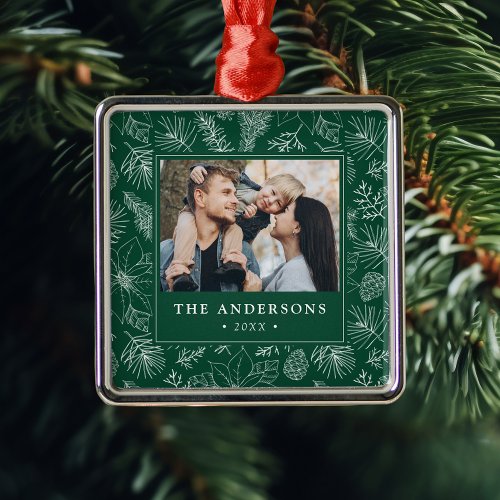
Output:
left=214, top=0, right=284, bottom=102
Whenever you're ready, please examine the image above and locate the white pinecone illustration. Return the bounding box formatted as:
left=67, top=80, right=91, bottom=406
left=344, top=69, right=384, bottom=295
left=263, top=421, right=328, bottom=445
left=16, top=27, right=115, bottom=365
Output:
left=283, top=349, right=309, bottom=380
left=360, top=272, right=385, bottom=302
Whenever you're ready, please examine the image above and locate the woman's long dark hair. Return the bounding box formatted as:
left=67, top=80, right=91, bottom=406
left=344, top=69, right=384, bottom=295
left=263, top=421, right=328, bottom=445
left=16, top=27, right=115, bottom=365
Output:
left=294, top=197, right=339, bottom=292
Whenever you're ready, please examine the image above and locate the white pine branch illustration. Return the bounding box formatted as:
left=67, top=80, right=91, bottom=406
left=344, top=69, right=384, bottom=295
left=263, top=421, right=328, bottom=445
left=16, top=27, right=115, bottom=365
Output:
left=123, top=192, right=152, bottom=241
left=311, top=345, right=355, bottom=379
left=121, top=332, right=165, bottom=379
left=255, top=346, right=279, bottom=357
left=367, top=158, right=386, bottom=181
left=110, top=200, right=128, bottom=245
left=352, top=224, right=388, bottom=268
left=176, top=346, right=205, bottom=369
left=216, top=111, right=235, bottom=120
left=164, top=369, right=183, bottom=388
left=345, top=115, right=384, bottom=160
left=353, top=180, right=387, bottom=220
left=194, top=111, right=234, bottom=152
left=155, top=115, right=197, bottom=152
left=268, top=125, right=306, bottom=152
left=121, top=142, right=153, bottom=190
left=238, top=111, right=273, bottom=151
left=346, top=156, right=356, bottom=184
left=367, top=348, right=389, bottom=369
left=347, top=305, right=386, bottom=349
left=354, top=369, right=372, bottom=386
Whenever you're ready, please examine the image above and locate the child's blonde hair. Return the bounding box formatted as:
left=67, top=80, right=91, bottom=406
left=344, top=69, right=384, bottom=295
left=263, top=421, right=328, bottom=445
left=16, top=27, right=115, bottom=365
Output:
left=264, top=174, right=306, bottom=207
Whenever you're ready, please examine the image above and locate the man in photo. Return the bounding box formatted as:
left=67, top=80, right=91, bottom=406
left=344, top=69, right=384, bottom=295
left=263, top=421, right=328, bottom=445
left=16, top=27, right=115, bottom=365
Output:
left=160, top=165, right=260, bottom=292
left=169, top=162, right=305, bottom=289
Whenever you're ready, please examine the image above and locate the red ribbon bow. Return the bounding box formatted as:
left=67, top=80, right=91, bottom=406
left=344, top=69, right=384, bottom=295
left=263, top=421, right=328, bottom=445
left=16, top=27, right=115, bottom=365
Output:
left=214, top=0, right=285, bottom=102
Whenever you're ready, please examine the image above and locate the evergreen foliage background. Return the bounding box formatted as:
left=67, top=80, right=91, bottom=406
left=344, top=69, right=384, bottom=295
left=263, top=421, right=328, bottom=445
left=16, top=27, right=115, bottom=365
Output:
left=2, top=0, right=500, bottom=498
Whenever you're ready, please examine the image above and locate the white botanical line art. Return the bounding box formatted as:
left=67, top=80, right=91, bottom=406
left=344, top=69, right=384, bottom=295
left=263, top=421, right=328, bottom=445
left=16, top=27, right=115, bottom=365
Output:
left=311, top=345, right=355, bottom=379
left=111, top=114, right=126, bottom=135
left=353, top=180, right=387, bottom=220
left=124, top=303, right=151, bottom=332
left=277, top=110, right=318, bottom=135
left=124, top=192, right=152, bottom=242
left=268, top=125, right=306, bottom=152
left=188, top=347, right=279, bottom=388
left=125, top=114, right=152, bottom=143
left=121, top=332, right=165, bottom=379
left=155, top=115, right=197, bottom=152
left=315, top=111, right=342, bottom=143
left=123, top=380, right=139, bottom=389
left=366, top=348, right=389, bottom=369
left=238, top=111, right=273, bottom=152
left=256, top=346, right=279, bottom=357
left=111, top=350, right=119, bottom=376
left=347, top=304, right=386, bottom=349
left=276, top=111, right=300, bottom=128
left=360, top=272, right=386, bottom=302
left=345, top=115, right=385, bottom=160
left=313, top=380, right=326, bottom=387
left=346, top=156, right=356, bottom=184
left=378, top=374, right=390, bottom=385
left=164, top=369, right=184, bottom=388
left=176, top=346, right=205, bottom=369
left=354, top=369, right=372, bottom=386
left=121, top=142, right=153, bottom=190
left=347, top=252, right=359, bottom=275
left=314, top=141, right=344, bottom=153
left=217, top=110, right=235, bottom=121
left=214, top=345, right=231, bottom=355
left=111, top=237, right=152, bottom=329
left=367, top=158, right=386, bottom=181
left=346, top=207, right=358, bottom=240
left=352, top=224, right=388, bottom=269
left=347, top=271, right=386, bottom=302
left=194, top=111, right=234, bottom=152
left=283, top=349, right=309, bottom=380
left=109, top=159, right=118, bottom=190
left=110, top=200, right=129, bottom=245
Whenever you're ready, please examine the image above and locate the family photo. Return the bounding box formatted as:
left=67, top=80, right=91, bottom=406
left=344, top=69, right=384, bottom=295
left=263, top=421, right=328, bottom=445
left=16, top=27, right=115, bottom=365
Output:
left=159, top=159, right=340, bottom=293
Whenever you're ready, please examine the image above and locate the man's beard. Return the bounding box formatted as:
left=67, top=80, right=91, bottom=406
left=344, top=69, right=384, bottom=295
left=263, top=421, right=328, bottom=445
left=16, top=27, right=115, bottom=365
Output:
left=206, top=206, right=236, bottom=226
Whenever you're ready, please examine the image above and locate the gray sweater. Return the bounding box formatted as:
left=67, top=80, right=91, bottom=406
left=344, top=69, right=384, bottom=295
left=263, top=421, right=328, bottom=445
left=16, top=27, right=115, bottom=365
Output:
left=262, top=255, right=316, bottom=292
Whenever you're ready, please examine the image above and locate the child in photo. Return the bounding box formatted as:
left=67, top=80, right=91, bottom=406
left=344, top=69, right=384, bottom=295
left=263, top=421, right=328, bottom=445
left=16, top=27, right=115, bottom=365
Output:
left=172, top=163, right=305, bottom=291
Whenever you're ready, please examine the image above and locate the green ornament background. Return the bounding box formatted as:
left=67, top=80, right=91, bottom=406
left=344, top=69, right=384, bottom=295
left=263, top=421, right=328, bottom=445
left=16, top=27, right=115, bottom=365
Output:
left=106, top=106, right=395, bottom=391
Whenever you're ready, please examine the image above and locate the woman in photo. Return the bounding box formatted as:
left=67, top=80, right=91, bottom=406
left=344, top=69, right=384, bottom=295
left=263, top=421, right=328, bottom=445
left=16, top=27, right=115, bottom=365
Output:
left=244, top=196, right=339, bottom=292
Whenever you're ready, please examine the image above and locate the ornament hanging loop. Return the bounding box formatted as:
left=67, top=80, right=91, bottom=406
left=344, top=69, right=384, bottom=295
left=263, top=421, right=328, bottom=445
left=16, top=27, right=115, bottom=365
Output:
left=214, top=0, right=285, bottom=102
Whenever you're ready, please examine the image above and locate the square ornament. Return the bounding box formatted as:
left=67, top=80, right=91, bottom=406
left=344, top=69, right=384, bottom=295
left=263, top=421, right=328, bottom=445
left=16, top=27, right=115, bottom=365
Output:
left=95, top=96, right=404, bottom=405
